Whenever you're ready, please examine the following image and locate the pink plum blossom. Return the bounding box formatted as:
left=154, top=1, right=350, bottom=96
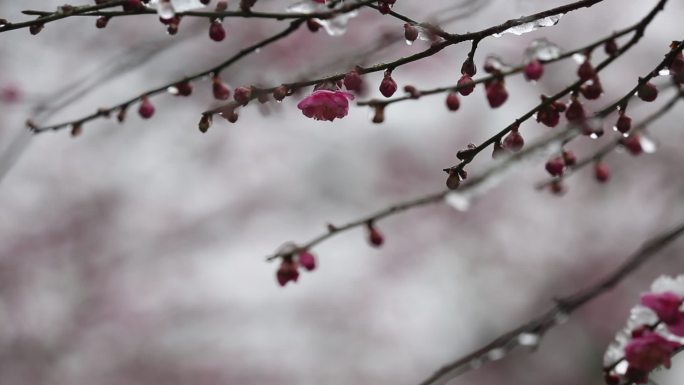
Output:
left=624, top=331, right=680, bottom=372
left=297, top=89, right=354, bottom=121
left=641, top=291, right=683, bottom=324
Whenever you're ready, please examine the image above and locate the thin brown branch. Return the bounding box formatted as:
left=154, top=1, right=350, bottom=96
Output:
left=417, top=220, right=684, bottom=385
left=30, top=18, right=306, bottom=133
left=28, top=0, right=608, bottom=134
left=0, top=0, right=128, bottom=33
left=264, top=36, right=683, bottom=264
left=535, top=87, right=684, bottom=189
left=440, top=0, right=669, bottom=175
left=20, top=0, right=378, bottom=23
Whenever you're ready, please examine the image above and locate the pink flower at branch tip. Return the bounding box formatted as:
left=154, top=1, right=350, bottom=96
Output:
left=641, top=291, right=683, bottom=324
left=624, top=330, right=680, bottom=372
left=641, top=291, right=684, bottom=336
left=297, top=89, right=355, bottom=122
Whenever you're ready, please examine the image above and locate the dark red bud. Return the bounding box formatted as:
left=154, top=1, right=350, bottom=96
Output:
left=367, top=224, right=384, bottom=247
left=379, top=72, right=397, bottom=98
left=234, top=86, right=252, bottom=105
left=485, top=80, right=508, bottom=108
left=307, top=19, right=321, bottom=32
left=404, top=23, right=419, bottom=42
left=565, top=99, right=586, bottom=122
left=616, top=114, right=631, bottom=133
left=95, top=16, right=109, bottom=29
left=622, top=134, right=643, bottom=155
left=198, top=114, right=212, bottom=133
left=545, top=157, right=565, bottom=177
left=138, top=96, right=155, bottom=119
left=523, top=59, right=544, bottom=81
left=175, top=80, right=193, bottom=97
left=298, top=251, right=316, bottom=271
left=604, top=39, right=618, bottom=56
left=594, top=162, right=610, bottom=183
left=446, top=170, right=461, bottom=190
left=562, top=150, right=576, bottom=167
left=461, top=57, right=476, bottom=77
left=446, top=92, right=460, bottom=111
left=209, top=20, right=226, bottom=42
left=344, top=70, right=362, bottom=92
left=457, top=74, right=475, bottom=96
left=276, top=258, right=299, bottom=287
left=503, top=130, right=524, bottom=152
left=637, top=81, right=658, bottom=102
left=212, top=76, right=231, bottom=100
left=577, top=60, right=596, bottom=82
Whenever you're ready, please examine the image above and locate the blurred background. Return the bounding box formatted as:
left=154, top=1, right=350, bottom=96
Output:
left=1, top=0, right=684, bottom=384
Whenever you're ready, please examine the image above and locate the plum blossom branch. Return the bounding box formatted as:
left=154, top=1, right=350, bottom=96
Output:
left=356, top=19, right=644, bottom=108
left=416, top=219, right=684, bottom=385
left=265, top=37, right=683, bottom=264
left=441, top=0, right=669, bottom=178
left=265, top=124, right=578, bottom=262
left=251, top=0, right=608, bottom=93
left=21, top=0, right=378, bottom=22
left=536, top=87, right=684, bottom=190
left=29, top=18, right=307, bottom=133
left=0, top=0, right=129, bottom=33
left=27, top=0, right=609, bottom=134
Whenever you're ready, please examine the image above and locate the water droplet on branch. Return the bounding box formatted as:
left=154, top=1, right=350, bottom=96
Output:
left=493, top=13, right=563, bottom=37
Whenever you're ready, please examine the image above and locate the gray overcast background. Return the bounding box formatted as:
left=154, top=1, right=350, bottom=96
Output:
left=1, top=1, right=684, bottom=384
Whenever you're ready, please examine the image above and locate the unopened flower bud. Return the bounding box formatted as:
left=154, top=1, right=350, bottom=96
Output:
left=485, top=80, right=508, bottom=108
left=344, top=70, right=362, bottom=92
left=446, top=92, right=460, bottom=111
left=298, top=251, right=316, bottom=271
left=379, top=71, right=397, bottom=98
left=577, top=60, right=596, bottom=82
left=637, top=81, right=658, bottom=102
left=234, top=86, right=252, bottom=105
left=367, top=223, right=384, bottom=247
left=545, top=157, right=565, bottom=177
left=273, top=85, right=288, bottom=101
left=523, top=59, right=544, bottom=81
left=212, top=76, right=231, bottom=100
left=616, top=114, right=632, bottom=133
left=594, top=162, right=610, bottom=183
left=138, top=96, right=155, bottom=119
left=198, top=114, right=212, bottom=133
left=457, top=74, right=475, bottom=96
left=503, top=128, right=524, bottom=152
left=209, top=20, right=226, bottom=42
left=404, top=23, right=419, bottom=42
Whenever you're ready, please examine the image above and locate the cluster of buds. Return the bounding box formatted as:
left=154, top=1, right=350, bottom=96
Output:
left=276, top=250, right=317, bottom=287
left=377, top=0, right=397, bottom=14
left=544, top=150, right=576, bottom=178
left=604, top=275, right=684, bottom=385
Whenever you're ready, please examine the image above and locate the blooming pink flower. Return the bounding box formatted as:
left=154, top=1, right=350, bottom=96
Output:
left=298, top=251, right=316, bottom=271
left=641, top=291, right=683, bottom=324
left=624, top=331, right=680, bottom=372
left=297, top=90, right=354, bottom=122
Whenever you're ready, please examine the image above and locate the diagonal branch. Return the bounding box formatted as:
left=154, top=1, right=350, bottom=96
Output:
left=264, top=37, right=684, bottom=264
left=417, top=219, right=684, bottom=385
left=0, top=0, right=128, bottom=33
left=28, top=0, right=610, bottom=134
